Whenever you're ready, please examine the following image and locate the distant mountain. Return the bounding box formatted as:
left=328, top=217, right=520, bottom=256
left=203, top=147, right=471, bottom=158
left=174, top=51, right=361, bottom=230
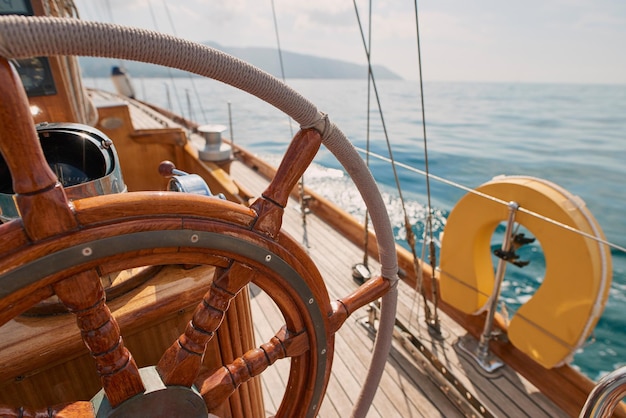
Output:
left=79, top=42, right=402, bottom=80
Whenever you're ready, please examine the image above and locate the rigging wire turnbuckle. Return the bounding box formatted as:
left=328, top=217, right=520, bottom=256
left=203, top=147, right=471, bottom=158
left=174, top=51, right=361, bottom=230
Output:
left=299, top=194, right=312, bottom=215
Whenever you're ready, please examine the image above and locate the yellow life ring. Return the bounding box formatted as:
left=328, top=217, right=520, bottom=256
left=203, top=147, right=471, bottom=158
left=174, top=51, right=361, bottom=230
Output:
left=439, top=175, right=612, bottom=368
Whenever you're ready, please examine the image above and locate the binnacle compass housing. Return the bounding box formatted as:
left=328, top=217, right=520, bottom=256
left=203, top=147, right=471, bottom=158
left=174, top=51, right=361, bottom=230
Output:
left=0, top=122, right=126, bottom=222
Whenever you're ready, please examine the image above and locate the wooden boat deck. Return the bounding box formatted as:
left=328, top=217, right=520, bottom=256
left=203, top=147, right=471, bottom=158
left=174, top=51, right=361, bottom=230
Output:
left=229, top=160, right=569, bottom=417
left=91, top=89, right=572, bottom=417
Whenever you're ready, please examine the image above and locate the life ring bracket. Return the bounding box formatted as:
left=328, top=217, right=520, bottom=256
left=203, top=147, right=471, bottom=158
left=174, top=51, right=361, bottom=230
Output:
left=439, top=175, right=612, bottom=369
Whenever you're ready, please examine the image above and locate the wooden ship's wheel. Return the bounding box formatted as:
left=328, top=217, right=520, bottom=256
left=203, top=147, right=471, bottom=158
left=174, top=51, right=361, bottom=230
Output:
left=0, top=16, right=398, bottom=418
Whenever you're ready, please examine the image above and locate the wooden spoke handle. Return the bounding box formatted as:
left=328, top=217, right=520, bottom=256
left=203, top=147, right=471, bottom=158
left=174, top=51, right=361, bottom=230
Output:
left=157, top=263, right=259, bottom=386
left=197, top=326, right=309, bottom=411
left=251, top=128, right=322, bottom=237
left=0, top=59, right=57, bottom=195
left=0, top=58, right=76, bottom=240
left=53, top=270, right=144, bottom=407
left=330, top=276, right=391, bottom=333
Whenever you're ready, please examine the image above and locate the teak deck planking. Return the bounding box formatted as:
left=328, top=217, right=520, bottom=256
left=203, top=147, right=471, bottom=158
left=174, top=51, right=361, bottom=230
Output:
left=3, top=88, right=569, bottom=417
left=113, top=90, right=570, bottom=417
left=229, top=160, right=569, bottom=417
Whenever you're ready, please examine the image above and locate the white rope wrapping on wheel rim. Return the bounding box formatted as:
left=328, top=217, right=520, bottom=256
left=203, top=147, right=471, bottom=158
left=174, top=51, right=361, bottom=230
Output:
left=0, top=15, right=399, bottom=417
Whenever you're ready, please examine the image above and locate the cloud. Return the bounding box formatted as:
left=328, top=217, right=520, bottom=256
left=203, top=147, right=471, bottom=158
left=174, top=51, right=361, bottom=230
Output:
left=73, top=0, right=626, bottom=83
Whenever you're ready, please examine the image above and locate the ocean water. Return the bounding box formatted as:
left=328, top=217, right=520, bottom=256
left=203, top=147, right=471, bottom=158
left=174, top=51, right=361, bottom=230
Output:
left=87, top=76, right=626, bottom=382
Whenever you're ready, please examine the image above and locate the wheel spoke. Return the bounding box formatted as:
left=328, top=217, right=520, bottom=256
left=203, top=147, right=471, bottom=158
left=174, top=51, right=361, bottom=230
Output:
left=197, top=326, right=309, bottom=411
left=250, top=128, right=322, bottom=237
left=157, top=262, right=259, bottom=386
left=0, top=59, right=77, bottom=241
left=329, top=276, right=392, bottom=333
left=0, top=18, right=395, bottom=414
left=53, top=270, right=144, bottom=408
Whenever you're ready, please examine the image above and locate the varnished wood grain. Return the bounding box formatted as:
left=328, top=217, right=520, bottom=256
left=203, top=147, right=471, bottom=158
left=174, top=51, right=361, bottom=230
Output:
left=93, top=98, right=244, bottom=202
left=0, top=266, right=211, bottom=401
left=25, top=0, right=94, bottom=126
left=73, top=191, right=256, bottom=227
left=0, top=401, right=94, bottom=418
left=197, top=327, right=308, bottom=411
left=157, top=263, right=259, bottom=387
left=53, top=270, right=144, bottom=407
left=0, top=200, right=333, bottom=416
left=0, top=59, right=77, bottom=240
left=250, top=129, right=322, bottom=237
left=0, top=264, right=261, bottom=416
left=329, top=276, right=391, bottom=334
left=231, top=156, right=626, bottom=418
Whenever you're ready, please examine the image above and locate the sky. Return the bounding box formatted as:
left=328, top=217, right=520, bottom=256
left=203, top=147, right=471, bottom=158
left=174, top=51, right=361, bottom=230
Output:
left=74, top=0, right=626, bottom=84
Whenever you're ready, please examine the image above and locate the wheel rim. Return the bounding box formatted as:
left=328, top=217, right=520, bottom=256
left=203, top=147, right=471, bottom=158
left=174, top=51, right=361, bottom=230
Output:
left=0, top=15, right=399, bottom=417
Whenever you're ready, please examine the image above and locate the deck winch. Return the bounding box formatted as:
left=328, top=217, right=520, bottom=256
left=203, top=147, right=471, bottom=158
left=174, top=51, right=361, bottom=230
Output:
left=196, top=124, right=232, bottom=163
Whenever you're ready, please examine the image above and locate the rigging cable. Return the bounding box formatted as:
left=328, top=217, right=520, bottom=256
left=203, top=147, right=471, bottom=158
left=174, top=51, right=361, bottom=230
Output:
left=413, top=0, right=441, bottom=331
left=147, top=1, right=184, bottom=119
left=354, top=146, right=626, bottom=254
left=361, top=0, right=373, bottom=271
left=99, top=0, right=132, bottom=92
left=270, top=0, right=294, bottom=139
left=161, top=0, right=208, bottom=124
left=270, top=0, right=310, bottom=249
left=352, top=0, right=437, bottom=332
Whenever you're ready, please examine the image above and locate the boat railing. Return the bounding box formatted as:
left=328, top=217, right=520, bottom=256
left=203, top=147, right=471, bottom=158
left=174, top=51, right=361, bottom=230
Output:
left=579, top=366, right=626, bottom=418
left=354, top=145, right=626, bottom=255
left=355, top=144, right=623, bottom=374
left=456, top=201, right=519, bottom=372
